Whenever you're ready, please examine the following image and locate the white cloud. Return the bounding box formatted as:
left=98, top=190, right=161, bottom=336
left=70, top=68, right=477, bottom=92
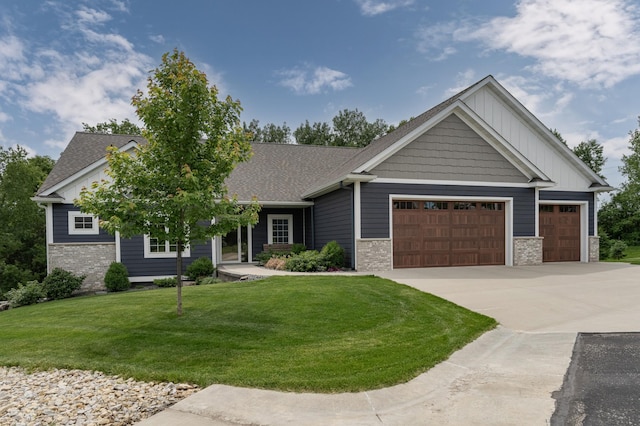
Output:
left=415, top=22, right=458, bottom=61
left=355, top=0, right=415, bottom=16
left=149, top=34, right=165, bottom=44
left=463, top=0, right=640, bottom=88
left=75, top=6, right=111, bottom=25
left=278, top=65, right=352, bottom=95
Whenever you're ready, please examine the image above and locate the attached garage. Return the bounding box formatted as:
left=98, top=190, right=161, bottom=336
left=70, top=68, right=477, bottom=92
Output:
left=392, top=200, right=506, bottom=268
left=539, top=204, right=581, bottom=262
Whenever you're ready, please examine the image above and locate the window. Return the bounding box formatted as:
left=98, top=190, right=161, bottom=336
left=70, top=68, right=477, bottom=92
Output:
left=267, top=214, right=293, bottom=245
left=144, top=233, right=190, bottom=258
left=454, top=202, right=476, bottom=210
left=68, top=211, right=99, bottom=235
left=424, top=201, right=448, bottom=210
left=539, top=205, right=554, bottom=213
left=393, top=201, right=419, bottom=209
left=560, top=205, right=578, bottom=213
left=481, top=202, right=504, bottom=211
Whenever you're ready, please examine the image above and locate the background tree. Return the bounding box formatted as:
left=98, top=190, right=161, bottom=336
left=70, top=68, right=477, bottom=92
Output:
left=599, top=117, right=640, bottom=244
left=573, top=139, right=606, bottom=179
left=78, top=50, right=260, bottom=315
left=331, top=109, right=388, bottom=147
left=0, top=146, right=55, bottom=294
left=243, top=120, right=291, bottom=143
left=82, top=118, right=142, bottom=135
left=294, top=120, right=333, bottom=146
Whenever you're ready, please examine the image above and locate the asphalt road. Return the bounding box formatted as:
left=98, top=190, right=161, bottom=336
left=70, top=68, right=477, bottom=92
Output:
left=552, top=333, right=640, bottom=425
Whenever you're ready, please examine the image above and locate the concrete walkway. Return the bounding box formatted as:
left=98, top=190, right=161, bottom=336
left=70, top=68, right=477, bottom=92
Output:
left=138, top=262, right=639, bottom=425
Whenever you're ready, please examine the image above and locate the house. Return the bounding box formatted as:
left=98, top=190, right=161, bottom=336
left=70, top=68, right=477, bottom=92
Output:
left=33, top=75, right=611, bottom=291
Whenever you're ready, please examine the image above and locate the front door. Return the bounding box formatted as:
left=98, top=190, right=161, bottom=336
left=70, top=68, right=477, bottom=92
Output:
left=220, top=226, right=249, bottom=263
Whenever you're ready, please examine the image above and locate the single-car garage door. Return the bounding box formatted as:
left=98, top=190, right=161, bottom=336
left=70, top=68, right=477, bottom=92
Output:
left=393, top=200, right=505, bottom=268
left=539, top=204, right=581, bottom=262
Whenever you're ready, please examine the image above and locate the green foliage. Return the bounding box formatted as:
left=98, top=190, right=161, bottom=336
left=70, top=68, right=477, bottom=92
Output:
left=244, top=119, right=292, bottom=143
left=0, top=146, right=54, bottom=293
left=82, top=118, right=142, bottom=135
left=289, top=109, right=388, bottom=147
left=285, top=250, right=326, bottom=272
left=77, top=50, right=260, bottom=315
left=154, top=277, right=177, bottom=288
left=186, top=257, right=215, bottom=281
left=294, top=120, right=333, bottom=146
left=609, top=240, right=628, bottom=260
left=598, top=230, right=612, bottom=261
left=6, top=280, right=44, bottom=308
left=573, top=139, right=606, bottom=178
left=198, top=276, right=221, bottom=285
left=104, top=262, right=130, bottom=292
left=42, top=268, right=85, bottom=300
left=291, top=243, right=307, bottom=255
left=320, top=240, right=345, bottom=269
left=255, top=250, right=287, bottom=266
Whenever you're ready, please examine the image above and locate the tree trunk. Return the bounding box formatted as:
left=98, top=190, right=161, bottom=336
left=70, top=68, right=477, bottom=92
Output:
left=176, top=241, right=183, bottom=316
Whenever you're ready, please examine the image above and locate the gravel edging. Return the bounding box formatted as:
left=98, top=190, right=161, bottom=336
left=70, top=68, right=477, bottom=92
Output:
left=0, top=366, right=199, bottom=425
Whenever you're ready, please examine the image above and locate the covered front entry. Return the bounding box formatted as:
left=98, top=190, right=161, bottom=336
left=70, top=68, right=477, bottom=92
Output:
left=539, top=204, right=581, bottom=262
left=392, top=200, right=505, bottom=268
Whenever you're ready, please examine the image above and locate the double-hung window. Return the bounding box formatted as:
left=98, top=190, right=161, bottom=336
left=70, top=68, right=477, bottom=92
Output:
left=144, top=230, right=190, bottom=258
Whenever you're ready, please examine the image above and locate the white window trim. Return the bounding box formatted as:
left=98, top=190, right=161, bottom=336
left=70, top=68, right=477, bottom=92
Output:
left=68, top=211, right=99, bottom=235
left=267, top=214, right=293, bottom=245
left=143, top=234, right=191, bottom=258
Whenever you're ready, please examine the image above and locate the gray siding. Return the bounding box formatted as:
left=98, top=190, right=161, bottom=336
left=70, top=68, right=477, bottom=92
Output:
left=360, top=182, right=535, bottom=238
left=120, top=236, right=211, bottom=278
left=313, top=188, right=353, bottom=268
left=52, top=204, right=114, bottom=243
left=539, top=191, right=595, bottom=235
left=370, top=114, right=528, bottom=183
left=252, top=208, right=306, bottom=255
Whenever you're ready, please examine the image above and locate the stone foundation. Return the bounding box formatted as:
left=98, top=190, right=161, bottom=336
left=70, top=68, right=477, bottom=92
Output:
left=356, top=239, right=392, bottom=272
left=513, top=237, right=543, bottom=266
left=48, top=243, right=116, bottom=292
left=589, top=236, right=600, bottom=262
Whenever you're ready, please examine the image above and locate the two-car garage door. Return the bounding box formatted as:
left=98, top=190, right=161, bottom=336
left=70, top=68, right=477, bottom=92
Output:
left=392, top=200, right=505, bottom=268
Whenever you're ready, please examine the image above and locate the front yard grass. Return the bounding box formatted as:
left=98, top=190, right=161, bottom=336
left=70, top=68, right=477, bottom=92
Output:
left=0, top=275, right=496, bottom=393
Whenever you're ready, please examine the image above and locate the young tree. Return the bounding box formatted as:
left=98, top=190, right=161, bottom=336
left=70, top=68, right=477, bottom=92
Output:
left=82, top=118, right=142, bottom=135
left=77, top=50, right=260, bottom=315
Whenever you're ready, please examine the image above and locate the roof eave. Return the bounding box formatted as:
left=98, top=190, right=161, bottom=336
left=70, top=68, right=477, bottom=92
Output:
left=302, top=173, right=377, bottom=199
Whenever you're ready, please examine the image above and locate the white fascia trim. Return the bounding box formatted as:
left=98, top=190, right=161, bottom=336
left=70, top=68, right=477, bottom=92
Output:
left=115, top=230, right=122, bottom=263
left=129, top=275, right=188, bottom=283
left=389, top=193, right=514, bottom=267
left=249, top=201, right=315, bottom=207
left=40, top=141, right=139, bottom=197
left=453, top=104, right=550, bottom=181
left=538, top=200, right=590, bottom=262
left=32, top=196, right=65, bottom=203
left=354, top=103, right=460, bottom=174
left=301, top=173, right=377, bottom=199
left=373, top=177, right=552, bottom=188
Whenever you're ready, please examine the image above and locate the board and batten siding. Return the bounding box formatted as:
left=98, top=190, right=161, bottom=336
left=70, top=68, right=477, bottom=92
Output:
left=463, top=86, right=593, bottom=191
left=120, top=235, right=211, bottom=278
left=539, top=191, right=596, bottom=235
left=52, top=204, right=114, bottom=243
left=371, top=114, right=528, bottom=183
left=360, top=182, right=536, bottom=238
left=312, top=188, right=353, bottom=268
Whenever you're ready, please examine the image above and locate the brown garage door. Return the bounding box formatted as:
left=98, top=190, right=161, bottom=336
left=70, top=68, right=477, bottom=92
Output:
left=539, top=204, right=580, bottom=262
left=393, top=200, right=505, bottom=268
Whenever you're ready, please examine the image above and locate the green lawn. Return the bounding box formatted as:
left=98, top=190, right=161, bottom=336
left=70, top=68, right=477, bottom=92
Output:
left=0, top=275, right=496, bottom=393
left=603, top=245, right=640, bottom=264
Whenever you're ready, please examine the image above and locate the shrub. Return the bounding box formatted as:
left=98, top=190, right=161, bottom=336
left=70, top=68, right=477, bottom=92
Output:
left=609, top=240, right=628, bottom=260
left=104, top=262, right=130, bottom=292
left=186, top=257, right=215, bottom=281
left=6, top=281, right=45, bottom=308
left=320, top=241, right=345, bottom=269
left=255, top=250, right=288, bottom=266
left=154, top=277, right=177, bottom=287
left=42, top=268, right=85, bottom=300
left=265, top=257, right=287, bottom=270
left=0, top=262, right=34, bottom=295
left=599, top=230, right=612, bottom=261
left=199, top=276, right=221, bottom=285
left=291, top=243, right=307, bottom=255
left=285, top=250, right=326, bottom=272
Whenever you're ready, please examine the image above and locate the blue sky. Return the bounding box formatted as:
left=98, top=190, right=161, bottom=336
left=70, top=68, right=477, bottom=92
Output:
left=1, top=0, right=639, bottom=189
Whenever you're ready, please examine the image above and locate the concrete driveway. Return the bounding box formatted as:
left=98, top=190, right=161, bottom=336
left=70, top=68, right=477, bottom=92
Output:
left=139, top=262, right=640, bottom=426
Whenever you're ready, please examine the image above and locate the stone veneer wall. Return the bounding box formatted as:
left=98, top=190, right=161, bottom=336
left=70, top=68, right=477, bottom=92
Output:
left=356, top=239, right=392, bottom=272
left=589, top=236, right=600, bottom=262
left=48, top=243, right=116, bottom=292
left=513, top=237, right=543, bottom=266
